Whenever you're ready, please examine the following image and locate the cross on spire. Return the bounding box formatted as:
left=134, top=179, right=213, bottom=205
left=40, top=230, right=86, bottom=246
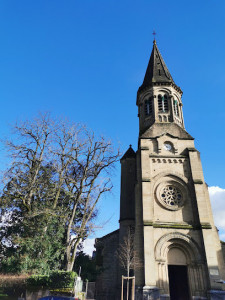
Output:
left=153, top=30, right=156, bottom=42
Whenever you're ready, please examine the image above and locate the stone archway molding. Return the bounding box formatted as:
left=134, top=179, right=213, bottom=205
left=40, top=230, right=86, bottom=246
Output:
left=155, top=232, right=203, bottom=263
left=152, top=171, right=189, bottom=185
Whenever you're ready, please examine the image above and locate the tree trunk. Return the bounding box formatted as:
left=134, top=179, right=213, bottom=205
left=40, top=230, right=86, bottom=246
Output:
left=127, top=279, right=129, bottom=300
left=66, top=262, right=73, bottom=272
left=66, top=242, right=79, bottom=271
left=127, top=268, right=129, bottom=300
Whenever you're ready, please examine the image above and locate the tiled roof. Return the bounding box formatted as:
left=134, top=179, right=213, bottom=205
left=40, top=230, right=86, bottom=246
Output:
left=138, top=40, right=181, bottom=93
left=121, top=145, right=136, bottom=160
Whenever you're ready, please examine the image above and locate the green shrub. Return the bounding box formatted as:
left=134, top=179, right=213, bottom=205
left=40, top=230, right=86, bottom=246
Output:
left=50, top=271, right=77, bottom=288
left=27, top=271, right=77, bottom=288
left=26, top=274, right=49, bottom=287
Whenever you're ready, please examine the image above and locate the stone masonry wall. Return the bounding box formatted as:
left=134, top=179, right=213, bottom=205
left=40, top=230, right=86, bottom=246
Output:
left=95, top=230, right=119, bottom=300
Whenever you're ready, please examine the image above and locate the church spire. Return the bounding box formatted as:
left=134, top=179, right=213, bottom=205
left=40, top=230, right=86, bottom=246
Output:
left=138, top=40, right=182, bottom=94
left=137, top=41, right=186, bottom=135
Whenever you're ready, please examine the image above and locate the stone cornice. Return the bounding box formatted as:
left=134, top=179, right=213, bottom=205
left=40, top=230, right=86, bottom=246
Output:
left=149, top=154, right=187, bottom=159
left=137, top=82, right=183, bottom=101
left=193, top=179, right=204, bottom=184
left=142, top=178, right=151, bottom=182
left=143, top=222, right=212, bottom=230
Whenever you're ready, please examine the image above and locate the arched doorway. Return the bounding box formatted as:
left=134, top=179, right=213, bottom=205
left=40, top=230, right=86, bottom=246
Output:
left=155, top=232, right=207, bottom=298
left=167, top=247, right=190, bottom=300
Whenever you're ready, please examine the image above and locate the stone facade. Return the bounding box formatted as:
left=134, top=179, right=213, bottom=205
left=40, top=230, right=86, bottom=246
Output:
left=95, top=230, right=120, bottom=300
left=95, top=41, right=225, bottom=299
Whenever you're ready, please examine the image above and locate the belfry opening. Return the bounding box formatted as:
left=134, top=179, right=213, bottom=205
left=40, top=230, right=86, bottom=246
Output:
left=95, top=40, right=225, bottom=300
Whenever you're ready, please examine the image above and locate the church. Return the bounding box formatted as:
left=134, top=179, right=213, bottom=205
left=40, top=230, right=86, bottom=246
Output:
left=95, top=40, right=225, bottom=300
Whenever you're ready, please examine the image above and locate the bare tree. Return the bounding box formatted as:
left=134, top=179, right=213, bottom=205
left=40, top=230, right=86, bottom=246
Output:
left=116, top=227, right=142, bottom=300
left=1, top=113, right=120, bottom=272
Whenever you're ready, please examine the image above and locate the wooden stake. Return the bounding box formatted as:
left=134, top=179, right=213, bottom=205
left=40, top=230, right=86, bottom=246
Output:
left=131, top=276, right=135, bottom=300
left=121, top=275, right=124, bottom=300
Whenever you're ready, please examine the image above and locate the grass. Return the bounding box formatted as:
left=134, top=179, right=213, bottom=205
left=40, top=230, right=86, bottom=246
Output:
left=0, top=297, right=17, bottom=300
left=0, top=289, right=17, bottom=300
left=0, top=275, right=27, bottom=300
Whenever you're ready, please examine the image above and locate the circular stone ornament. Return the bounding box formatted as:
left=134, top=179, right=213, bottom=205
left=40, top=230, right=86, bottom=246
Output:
left=160, top=185, right=182, bottom=207
left=155, top=181, right=186, bottom=211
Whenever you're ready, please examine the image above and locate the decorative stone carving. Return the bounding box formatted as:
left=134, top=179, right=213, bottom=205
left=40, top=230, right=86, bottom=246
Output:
left=155, top=181, right=186, bottom=211
left=159, top=185, right=183, bottom=209
left=155, top=232, right=202, bottom=263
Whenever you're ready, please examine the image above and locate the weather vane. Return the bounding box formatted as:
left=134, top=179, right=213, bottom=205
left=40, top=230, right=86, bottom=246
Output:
left=153, top=30, right=156, bottom=41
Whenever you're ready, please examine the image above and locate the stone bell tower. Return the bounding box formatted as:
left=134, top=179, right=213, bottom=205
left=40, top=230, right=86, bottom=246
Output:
left=134, top=40, right=225, bottom=299
left=95, top=40, right=225, bottom=300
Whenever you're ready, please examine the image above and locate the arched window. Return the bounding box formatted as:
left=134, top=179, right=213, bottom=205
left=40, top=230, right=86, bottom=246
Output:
left=158, top=94, right=168, bottom=113
left=158, top=95, right=162, bottom=112
left=173, top=100, right=179, bottom=116
left=163, top=95, right=168, bottom=112
left=145, top=98, right=152, bottom=116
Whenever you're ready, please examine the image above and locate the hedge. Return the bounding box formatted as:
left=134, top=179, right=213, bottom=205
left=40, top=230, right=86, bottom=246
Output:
left=27, top=271, right=77, bottom=288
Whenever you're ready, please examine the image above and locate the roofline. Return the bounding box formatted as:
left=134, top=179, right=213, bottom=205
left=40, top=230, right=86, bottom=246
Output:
left=138, top=81, right=182, bottom=96
left=95, top=229, right=119, bottom=241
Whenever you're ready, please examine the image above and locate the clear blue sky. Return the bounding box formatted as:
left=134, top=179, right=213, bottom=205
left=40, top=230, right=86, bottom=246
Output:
left=0, top=0, right=225, bottom=238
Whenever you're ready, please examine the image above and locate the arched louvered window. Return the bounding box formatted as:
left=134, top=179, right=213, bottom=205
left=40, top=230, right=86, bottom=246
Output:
left=158, top=94, right=168, bottom=113
left=173, top=100, right=179, bottom=116
left=163, top=95, right=168, bottom=112
left=158, top=95, right=162, bottom=112
left=145, top=98, right=152, bottom=116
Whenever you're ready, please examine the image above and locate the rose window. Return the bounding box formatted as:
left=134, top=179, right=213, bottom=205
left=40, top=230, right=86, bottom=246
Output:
left=160, top=186, right=182, bottom=207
